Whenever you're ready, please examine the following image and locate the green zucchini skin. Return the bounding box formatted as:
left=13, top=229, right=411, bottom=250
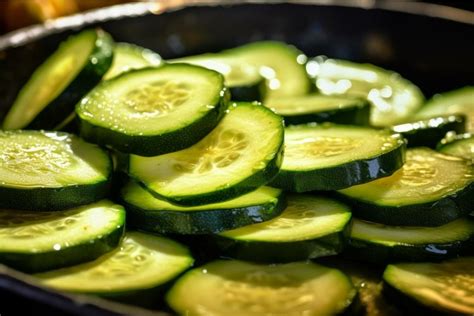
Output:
left=27, top=29, right=114, bottom=130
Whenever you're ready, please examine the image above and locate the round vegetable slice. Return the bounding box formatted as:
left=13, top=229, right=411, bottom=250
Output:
left=438, top=132, right=473, bottom=162
left=0, top=130, right=112, bottom=211
left=0, top=200, right=125, bottom=272
left=166, top=260, right=358, bottom=316
left=77, top=64, right=229, bottom=156
left=127, top=102, right=284, bottom=206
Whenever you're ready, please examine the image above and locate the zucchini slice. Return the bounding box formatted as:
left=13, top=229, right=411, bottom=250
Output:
left=416, top=86, right=474, bottom=132
left=127, top=102, right=284, bottom=206
left=307, top=57, right=424, bottom=126
left=121, top=181, right=286, bottom=234
left=392, top=114, right=466, bottom=148
left=167, top=260, right=358, bottom=316
left=103, top=42, right=162, bottom=80
left=339, top=148, right=474, bottom=226
left=214, top=195, right=352, bottom=262
left=265, top=94, right=370, bottom=125
left=3, top=29, right=113, bottom=130
left=0, top=200, right=125, bottom=273
left=271, top=124, right=406, bottom=191
left=383, top=257, right=474, bottom=315
left=347, top=218, right=474, bottom=263
left=438, top=132, right=473, bottom=162
left=77, top=64, right=229, bottom=156
left=36, top=232, right=193, bottom=306
left=0, top=130, right=112, bottom=211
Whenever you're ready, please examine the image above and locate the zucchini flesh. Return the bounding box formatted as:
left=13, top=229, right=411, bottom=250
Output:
left=0, top=130, right=111, bottom=211
left=383, top=257, right=474, bottom=315
left=0, top=200, right=125, bottom=272
left=77, top=64, right=229, bottom=156
left=438, top=132, right=473, bottom=162
left=307, top=57, right=424, bottom=126
left=271, top=124, right=406, bottom=191
left=167, top=260, right=357, bottom=316
left=128, top=102, right=284, bottom=206
left=121, top=181, right=286, bottom=234
left=339, top=148, right=474, bottom=226
left=215, top=195, right=352, bottom=262
left=36, top=232, right=193, bottom=298
left=3, top=29, right=113, bottom=130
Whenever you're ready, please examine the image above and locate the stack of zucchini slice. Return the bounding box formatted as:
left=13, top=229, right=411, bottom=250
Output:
left=1, top=29, right=473, bottom=315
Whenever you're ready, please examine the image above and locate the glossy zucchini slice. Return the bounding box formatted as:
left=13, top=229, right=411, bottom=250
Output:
left=347, top=218, right=474, bottom=263
left=265, top=94, right=370, bottom=125
left=383, top=257, right=474, bottom=315
left=77, top=64, right=229, bottom=156
left=438, top=132, right=473, bottom=162
left=167, top=260, right=358, bottom=316
left=3, top=29, right=113, bottom=130
left=0, top=200, right=124, bottom=272
left=121, top=181, right=286, bottom=234
left=127, top=102, right=284, bottom=206
left=36, top=232, right=193, bottom=306
left=307, top=57, right=424, bottom=126
left=0, top=130, right=112, bottom=211
left=213, top=195, right=352, bottom=262
left=339, top=148, right=474, bottom=226
left=271, top=124, right=406, bottom=191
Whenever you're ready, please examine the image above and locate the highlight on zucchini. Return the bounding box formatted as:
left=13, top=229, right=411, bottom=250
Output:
left=166, top=260, right=358, bottom=316
left=3, top=29, right=114, bottom=130
left=127, top=102, right=284, bottom=206
left=77, top=64, right=229, bottom=156
left=0, top=130, right=112, bottom=211
left=339, top=148, right=474, bottom=226
left=437, top=132, right=473, bottom=162
left=121, top=181, right=286, bottom=234
left=271, top=124, right=406, bottom=192
left=0, top=200, right=125, bottom=273
left=383, top=257, right=474, bottom=315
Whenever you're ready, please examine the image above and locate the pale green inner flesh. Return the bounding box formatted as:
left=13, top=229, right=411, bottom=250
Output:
left=266, top=94, right=364, bottom=115
left=122, top=181, right=281, bottom=212
left=351, top=218, right=474, bottom=246
left=384, top=258, right=474, bottom=314
left=307, top=58, right=424, bottom=126
left=440, top=137, right=474, bottom=161
left=416, top=87, right=474, bottom=132
left=0, top=200, right=123, bottom=252
left=168, top=260, right=355, bottom=316
left=221, top=195, right=351, bottom=242
left=339, top=148, right=474, bottom=206
left=281, top=125, right=403, bottom=171
left=78, top=66, right=222, bottom=135
left=0, top=131, right=109, bottom=188
left=130, top=104, right=283, bottom=198
left=3, top=31, right=95, bottom=130
left=36, top=232, right=193, bottom=293
left=103, top=42, right=162, bottom=80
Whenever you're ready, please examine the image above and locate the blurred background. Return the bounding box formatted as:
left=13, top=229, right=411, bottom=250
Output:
left=0, top=0, right=473, bottom=35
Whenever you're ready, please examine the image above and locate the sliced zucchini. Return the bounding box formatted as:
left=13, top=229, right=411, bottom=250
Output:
left=271, top=124, right=406, bottom=191
left=77, top=64, right=229, bottom=156
left=0, top=130, right=112, bottom=211
left=0, top=200, right=124, bottom=273
left=383, top=257, right=474, bottom=315
left=307, top=56, right=424, bottom=126
left=438, top=132, right=473, bottom=162
left=339, top=148, right=474, bottom=226
left=265, top=94, right=370, bottom=125
left=213, top=195, right=352, bottom=262
left=121, top=181, right=286, bottom=234
left=416, top=86, right=474, bottom=132
left=127, top=102, right=284, bottom=206
left=167, top=260, right=358, bottom=316
left=3, top=29, right=113, bottom=130
left=347, top=218, right=474, bottom=263
left=104, top=42, right=162, bottom=80
left=36, top=232, right=193, bottom=306
left=392, top=114, right=466, bottom=148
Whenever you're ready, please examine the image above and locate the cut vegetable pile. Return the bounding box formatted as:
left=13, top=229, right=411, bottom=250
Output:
left=1, top=29, right=473, bottom=315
